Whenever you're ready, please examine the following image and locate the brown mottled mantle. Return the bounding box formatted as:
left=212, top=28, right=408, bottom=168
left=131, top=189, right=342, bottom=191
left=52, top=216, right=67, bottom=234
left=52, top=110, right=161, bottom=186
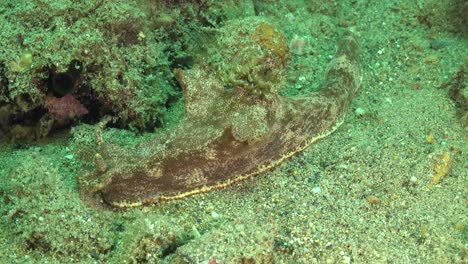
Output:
left=81, top=31, right=362, bottom=208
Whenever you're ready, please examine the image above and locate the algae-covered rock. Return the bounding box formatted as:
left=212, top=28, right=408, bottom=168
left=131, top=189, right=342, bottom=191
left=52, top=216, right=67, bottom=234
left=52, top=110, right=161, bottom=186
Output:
left=0, top=0, right=180, bottom=136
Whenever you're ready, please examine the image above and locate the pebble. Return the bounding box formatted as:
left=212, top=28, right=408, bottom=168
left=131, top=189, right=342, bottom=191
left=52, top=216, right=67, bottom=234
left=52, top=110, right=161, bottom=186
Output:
left=312, top=186, right=321, bottom=194
left=211, top=211, right=220, bottom=219
left=430, top=40, right=447, bottom=50
left=355, top=107, right=366, bottom=117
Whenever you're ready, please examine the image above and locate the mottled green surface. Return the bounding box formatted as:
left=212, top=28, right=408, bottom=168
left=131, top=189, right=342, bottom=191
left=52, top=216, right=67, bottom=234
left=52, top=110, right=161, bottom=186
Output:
left=0, top=0, right=467, bottom=263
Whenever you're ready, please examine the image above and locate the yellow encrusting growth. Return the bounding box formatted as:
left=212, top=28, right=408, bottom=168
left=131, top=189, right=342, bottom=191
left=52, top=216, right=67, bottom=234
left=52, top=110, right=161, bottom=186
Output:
left=430, top=152, right=453, bottom=184
left=251, top=22, right=290, bottom=65
left=425, top=132, right=435, bottom=144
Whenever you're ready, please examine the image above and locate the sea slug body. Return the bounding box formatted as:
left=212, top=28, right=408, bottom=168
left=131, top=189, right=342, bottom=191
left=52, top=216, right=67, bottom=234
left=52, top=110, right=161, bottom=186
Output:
left=80, top=29, right=362, bottom=208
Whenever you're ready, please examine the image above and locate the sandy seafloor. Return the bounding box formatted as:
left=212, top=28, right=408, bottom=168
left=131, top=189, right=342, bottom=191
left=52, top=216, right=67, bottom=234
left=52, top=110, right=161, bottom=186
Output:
left=0, top=1, right=466, bottom=263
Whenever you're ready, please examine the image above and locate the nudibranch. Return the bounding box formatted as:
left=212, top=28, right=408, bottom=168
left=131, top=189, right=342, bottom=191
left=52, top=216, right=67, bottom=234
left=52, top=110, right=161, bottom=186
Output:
left=80, top=28, right=362, bottom=208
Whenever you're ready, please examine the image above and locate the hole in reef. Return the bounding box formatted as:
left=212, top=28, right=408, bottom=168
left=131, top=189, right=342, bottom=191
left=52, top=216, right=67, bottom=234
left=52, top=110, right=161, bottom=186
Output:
left=51, top=72, right=75, bottom=97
